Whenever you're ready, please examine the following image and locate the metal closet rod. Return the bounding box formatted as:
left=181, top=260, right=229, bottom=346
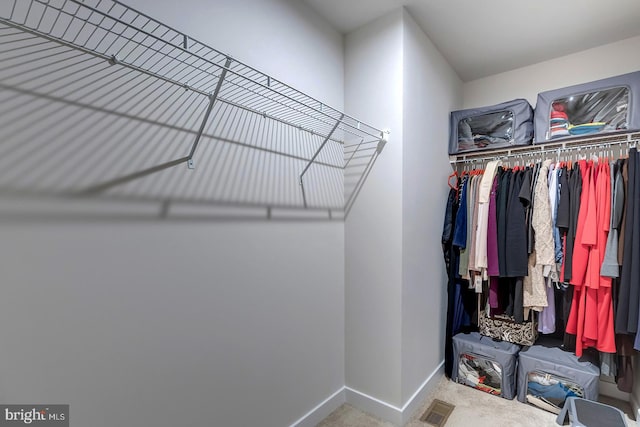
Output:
left=21, top=0, right=385, bottom=141
left=449, top=133, right=640, bottom=165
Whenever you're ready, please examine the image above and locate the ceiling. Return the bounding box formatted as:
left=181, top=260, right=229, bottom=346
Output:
left=302, top=0, right=640, bottom=81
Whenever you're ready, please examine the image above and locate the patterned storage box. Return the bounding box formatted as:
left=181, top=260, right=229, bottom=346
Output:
left=479, top=311, right=538, bottom=346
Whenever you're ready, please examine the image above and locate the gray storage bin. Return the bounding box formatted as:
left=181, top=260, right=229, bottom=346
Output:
left=534, top=71, right=640, bottom=143
left=452, top=332, right=521, bottom=399
left=517, top=345, right=600, bottom=414
left=449, top=99, right=534, bottom=154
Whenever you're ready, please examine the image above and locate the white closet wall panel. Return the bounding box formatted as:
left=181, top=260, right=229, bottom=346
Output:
left=0, top=1, right=347, bottom=427
left=400, top=8, right=463, bottom=408
left=345, top=8, right=405, bottom=409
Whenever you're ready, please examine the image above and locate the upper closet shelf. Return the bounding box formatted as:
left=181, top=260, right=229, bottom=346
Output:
left=449, top=132, right=640, bottom=166
left=0, top=0, right=387, bottom=214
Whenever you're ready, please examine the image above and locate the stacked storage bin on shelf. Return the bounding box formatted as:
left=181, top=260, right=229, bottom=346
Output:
left=449, top=99, right=534, bottom=155
left=534, top=71, right=640, bottom=143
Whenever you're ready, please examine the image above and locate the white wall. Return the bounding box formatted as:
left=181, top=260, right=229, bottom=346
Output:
left=464, top=35, right=640, bottom=108
left=0, top=223, right=345, bottom=427
left=344, top=9, right=405, bottom=409
left=400, top=9, right=462, bottom=406
left=126, top=0, right=345, bottom=110
left=343, top=8, right=462, bottom=423
left=0, top=1, right=346, bottom=426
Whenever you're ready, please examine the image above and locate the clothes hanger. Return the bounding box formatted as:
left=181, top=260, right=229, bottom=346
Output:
left=448, top=169, right=459, bottom=190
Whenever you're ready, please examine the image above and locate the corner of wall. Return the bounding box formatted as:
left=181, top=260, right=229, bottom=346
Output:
left=344, top=5, right=405, bottom=408
left=398, top=2, right=461, bottom=407
left=343, top=361, right=443, bottom=427
left=289, top=388, right=346, bottom=427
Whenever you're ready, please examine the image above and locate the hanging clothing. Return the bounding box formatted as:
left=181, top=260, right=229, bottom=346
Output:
left=594, top=161, right=615, bottom=353
left=523, top=250, right=547, bottom=315
left=570, top=160, right=593, bottom=288
left=487, top=176, right=500, bottom=277
left=617, top=149, right=637, bottom=334
left=454, top=177, right=470, bottom=277
left=497, top=168, right=511, bottom=277
left=444, top=145, right=637, bottom=370
left=617, top=159, right=628, bottom=267
left=601, top=161, right=624, bottom=277
left=617, top=334, right=635, bottom=393
left=443, top=185, right=460, bottom=378
left=475, top=161, right=501, bottom=276
left=549, top=164, right=563, bottom=264
left=444, top=179, right=478, bottom=377
left=533, top=160, right=556, bottom=278
left=560, top=163, right=583, bottom=283
left=504, top=170, right=528, bottom=277
left=566, top=160, right=616, bottom=356
left=566, top=160, right=592, bottom=357
left=631, top=150, right=640, bottom=340
left=538, top=282, right=556, bottom=334
left=538, top=164, right=561, bottom=334
left=519, top=166, right=536, bottom=255
left=467, top=175, right=478, bottom=275
left=453, top=177, right=468, bottom=248
left=464, top=175, right=481, bottom=279
left=525, top=160, right=555, bottom=313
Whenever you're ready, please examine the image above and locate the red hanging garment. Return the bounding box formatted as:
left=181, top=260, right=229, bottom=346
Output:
left=567, top=160, right=594, bottom=357
left=566, top=160, right=616, bottom=355
left=595, top=161, right=615, bottom=353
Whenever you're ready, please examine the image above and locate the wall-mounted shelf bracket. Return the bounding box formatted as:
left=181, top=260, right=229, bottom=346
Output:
left=377, top=130, right=390, bottom=153
left=187, top=56, right=233, bottom=169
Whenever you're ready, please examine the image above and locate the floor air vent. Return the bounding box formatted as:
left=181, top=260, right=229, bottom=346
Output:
left=420, top=399, right=455, bottom=426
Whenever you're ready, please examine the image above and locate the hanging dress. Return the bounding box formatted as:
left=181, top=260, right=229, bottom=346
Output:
left=566, top=160, right=592, bottom=357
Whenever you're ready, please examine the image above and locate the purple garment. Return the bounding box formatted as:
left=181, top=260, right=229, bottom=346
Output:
left=487, top=176, right=499, bottom=276
left=538, top=281, right=556, bottom=334
left=489, top=276, right=499, bottom=313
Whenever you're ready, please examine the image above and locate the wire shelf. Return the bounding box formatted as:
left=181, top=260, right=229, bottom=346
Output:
left=0, top=0, right=387, bottom=219
left=449, top=132, right=640, bottom=168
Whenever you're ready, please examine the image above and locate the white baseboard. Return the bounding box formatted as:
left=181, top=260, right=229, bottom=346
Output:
left=344, top=386, right=403, bottom=426
left=289, top=361, right=445, bottom=427
left=400, top=361, right=445, bottom=424
left=289, top=387, right=346, bottom=427
left=344, top=360, right=445, bottom=426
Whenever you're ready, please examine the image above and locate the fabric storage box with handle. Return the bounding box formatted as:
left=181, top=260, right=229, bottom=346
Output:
left=534, top=71, right=640, bottom=143
left=517, top=345, right=600, bottom=415
left=478, top=311, right=538, bottom=346
left=452, top=332, right=521, bottom=399
left=449, top=98, right=534, bottom=154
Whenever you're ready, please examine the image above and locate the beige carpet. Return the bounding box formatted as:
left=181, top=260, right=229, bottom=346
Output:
left=318, top=376, right=635, bottom=427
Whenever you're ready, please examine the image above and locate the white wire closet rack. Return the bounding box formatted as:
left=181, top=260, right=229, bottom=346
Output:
left=449, top=131, right=640, bottom=171
left=0, top=0, right=388, bottom=220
